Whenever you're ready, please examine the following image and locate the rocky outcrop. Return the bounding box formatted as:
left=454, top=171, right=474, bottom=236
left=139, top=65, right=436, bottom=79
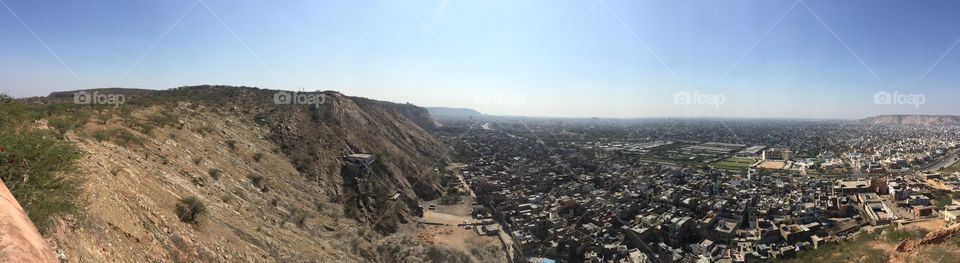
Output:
left=0, top=179, right=57, bottom=262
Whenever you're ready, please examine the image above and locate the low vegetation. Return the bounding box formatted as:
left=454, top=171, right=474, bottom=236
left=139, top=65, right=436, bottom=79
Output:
left=0, top=95, right=85, bottom=233
left=249, top=174, right=268, bottom=192
left=439, top=186, right=462, bottom=205
left=175, top=196, right=206, bottom=224
left=89, top=128, right=143, bottom=147
left=781, top=227, right=959, bottom=263
left=225, top=139, right=238, bottom=151
left=378, top=236, right=472, bottom=263
left=778, top=228, right=887, bottom=263
left=208, top=168, right=222, bottom=180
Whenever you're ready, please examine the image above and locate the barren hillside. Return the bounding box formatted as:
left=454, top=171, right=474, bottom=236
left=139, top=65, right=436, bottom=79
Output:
left=860, top=115, right=960, bottom=126
left=5, top=86, right=472, bottom=262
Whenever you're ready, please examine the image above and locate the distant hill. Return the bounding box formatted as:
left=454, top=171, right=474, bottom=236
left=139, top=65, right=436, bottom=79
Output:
left=425, top=107, right=484, bottom=118
left=860, top=115, right=960, bottom=126
left=46, top=88, right=158, bottom=99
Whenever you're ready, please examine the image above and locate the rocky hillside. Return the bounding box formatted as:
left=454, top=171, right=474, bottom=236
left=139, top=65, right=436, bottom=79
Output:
left=860, top=115, right=960, bottom=126
left=10, top=86, right=463, bottom=262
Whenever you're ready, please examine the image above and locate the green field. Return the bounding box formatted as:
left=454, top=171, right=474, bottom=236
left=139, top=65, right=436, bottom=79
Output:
left=712, top=157, right=756, bottom=170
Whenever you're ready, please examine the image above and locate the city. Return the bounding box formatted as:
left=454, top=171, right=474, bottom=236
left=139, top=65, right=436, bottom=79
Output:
left=3, top=1, right=960, bottom=262
left=432, top=116, right=960, bottom=262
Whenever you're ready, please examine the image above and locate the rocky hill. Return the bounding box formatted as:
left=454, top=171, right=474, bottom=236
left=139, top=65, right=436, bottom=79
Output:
left=3, top=86, right=471, bottom=262
left=860, top=115, right=960, bottom=126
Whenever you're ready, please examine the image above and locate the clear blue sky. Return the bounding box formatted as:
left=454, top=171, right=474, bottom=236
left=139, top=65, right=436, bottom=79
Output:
left=1, top=0, right=959, bottom=119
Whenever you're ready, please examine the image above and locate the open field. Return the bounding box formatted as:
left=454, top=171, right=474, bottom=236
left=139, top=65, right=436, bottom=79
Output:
left=414, top=196, right=505, bottom=263
left=712, top=157, right=756, bottom=170
left=758, top=160, right=787, bottom=170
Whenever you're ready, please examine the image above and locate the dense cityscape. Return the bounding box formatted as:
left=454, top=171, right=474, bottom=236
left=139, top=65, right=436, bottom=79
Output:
left=434, top=117, right=960, bottom=262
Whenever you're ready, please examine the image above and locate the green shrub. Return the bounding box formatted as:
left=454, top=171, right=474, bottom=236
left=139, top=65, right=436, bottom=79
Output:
left=90, top=128, right=143, bottom=147
left=425, top=246, right=471, bottom=263
left=208, top=168, right=222, bottom=180
left=48, top=116, right=88, bottom=138
left=0, top=101, right=84, bottom=233
left=175, top=196, right=206, bottom=224
left=252, top=152, right=263, bottom=162
left=225, top=140, right=238, bottom=151
left=147, top=112, right=178, bottom=128
left=113, top=128, right=143, bottom=146
left=249, top=174, right=267, bottom=191
left=90, top=129, right=109, bottom=142
left=883, top=227, right=928, bottom=243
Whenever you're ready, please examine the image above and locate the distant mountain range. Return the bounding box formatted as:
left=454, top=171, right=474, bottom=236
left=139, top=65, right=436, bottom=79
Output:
left=425, top=107, right=484, bottom=118
left=860, top=115, right=960, bottom=126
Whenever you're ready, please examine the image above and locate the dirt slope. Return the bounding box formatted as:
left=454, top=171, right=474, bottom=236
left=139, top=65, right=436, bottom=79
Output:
left=37, top=86, right=451, bottom=262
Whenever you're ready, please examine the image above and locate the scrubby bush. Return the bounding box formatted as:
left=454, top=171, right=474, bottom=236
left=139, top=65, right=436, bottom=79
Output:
left=425, top=246, right=471, bottom=263
left=252, top=152, right=263, bottom=162
left=89, top=128, right=143, bottom=146
left=147, top=112, right=178, bottom=128
left=90, top=129, right=110, bottom=142
left=113, top=128, right=143, bottom=146
left=291, top=208, right=308, bottom=227
left=0, top=128, right=83, bottom=232
left=175, top=196, right=206, bottom=224
left=883, top=227, right=928, bottom=243
left=225, top=139, right=238, bottom=151
left=0, top=97, right=85, bottom=233
left=249, top=174, right=267, bottom=191
left=208, top=168, right=222, bottom=180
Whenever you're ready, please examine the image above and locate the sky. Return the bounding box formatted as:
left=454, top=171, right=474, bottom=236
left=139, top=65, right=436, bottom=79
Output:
left=1, top=0, right=959, bottom=119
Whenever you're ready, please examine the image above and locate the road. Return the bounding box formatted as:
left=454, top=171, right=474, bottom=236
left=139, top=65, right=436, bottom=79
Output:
left=924, top=148, right=960, bottom=172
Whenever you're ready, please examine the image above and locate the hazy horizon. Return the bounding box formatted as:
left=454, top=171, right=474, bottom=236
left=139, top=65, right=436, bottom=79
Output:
left=3, top=0, right=960, bottom=119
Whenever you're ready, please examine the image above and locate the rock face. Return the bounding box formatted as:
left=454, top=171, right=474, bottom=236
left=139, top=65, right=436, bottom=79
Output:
left=860, top=115, right=960, bottom=126
left=39, top=86, right=449, bottom=262
left=0, top=179, right=57, bottom=262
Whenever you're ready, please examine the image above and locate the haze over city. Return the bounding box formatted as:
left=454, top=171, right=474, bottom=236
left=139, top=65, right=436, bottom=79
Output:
left=2, top=0, right=960, bottom=118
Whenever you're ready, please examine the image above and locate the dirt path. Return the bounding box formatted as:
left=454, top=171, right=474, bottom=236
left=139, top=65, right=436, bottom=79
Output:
left=406, top=163, right=508, bottom=262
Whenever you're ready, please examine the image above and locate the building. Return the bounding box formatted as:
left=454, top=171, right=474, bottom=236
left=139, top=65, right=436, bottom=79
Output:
left=736, top=146, right=766, bottom=158
left=762, top=148, right=791, bottom=161
left=343, top=153, right=376, bottom=168
left=836, top=180, right=872, bottom=195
